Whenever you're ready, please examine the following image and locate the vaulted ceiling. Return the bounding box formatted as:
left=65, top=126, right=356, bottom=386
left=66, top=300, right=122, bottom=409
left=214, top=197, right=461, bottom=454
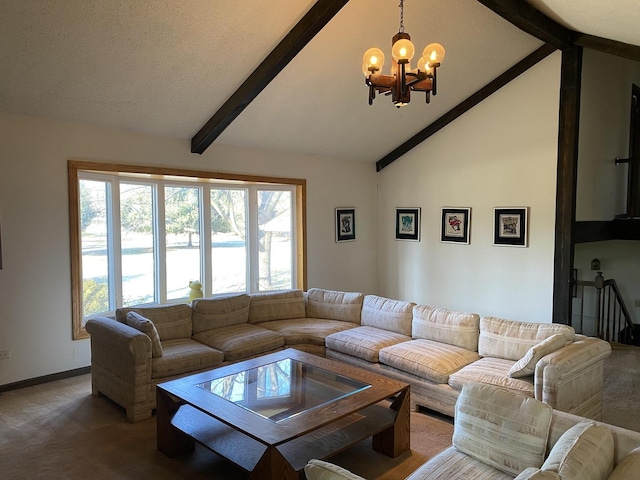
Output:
left=1, top=1, right=639, bottom=164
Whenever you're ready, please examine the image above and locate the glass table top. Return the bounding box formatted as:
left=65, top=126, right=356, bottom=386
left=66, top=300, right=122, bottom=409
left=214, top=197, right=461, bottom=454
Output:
left=195, top=357, right=371, bottom=423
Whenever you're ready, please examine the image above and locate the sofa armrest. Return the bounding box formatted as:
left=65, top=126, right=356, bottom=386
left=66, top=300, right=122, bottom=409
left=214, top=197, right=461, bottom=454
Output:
left=534, top=337, right=611, bottom=419
left=85, top=317, right=154, bottom=421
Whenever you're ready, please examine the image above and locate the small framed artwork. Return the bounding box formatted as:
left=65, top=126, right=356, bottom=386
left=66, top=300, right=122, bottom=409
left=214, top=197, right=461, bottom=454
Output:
left=494, top=207, right=528, bottom=247
left=440, top=207, right=471, bottom=244
left=335, top=208, right=356, bottom=242
left=395, top=208, right=421, bottom=241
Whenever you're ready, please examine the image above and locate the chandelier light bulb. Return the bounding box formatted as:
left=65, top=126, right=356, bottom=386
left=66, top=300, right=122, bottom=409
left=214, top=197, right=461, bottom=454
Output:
left=362, top=48, right=385, bottom=75
left=392, top=38, right=415, bottom=63
left=423, top=43, right=445, bottom=65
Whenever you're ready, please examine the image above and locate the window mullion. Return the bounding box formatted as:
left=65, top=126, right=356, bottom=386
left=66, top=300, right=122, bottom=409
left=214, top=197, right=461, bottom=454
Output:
left=109, top=180, right=123, bottom=309
left=202, top=187, right=212, bottom=297
left=156, top=183, right=167, bottom=304
left=247, top=186, right=259, bottom=293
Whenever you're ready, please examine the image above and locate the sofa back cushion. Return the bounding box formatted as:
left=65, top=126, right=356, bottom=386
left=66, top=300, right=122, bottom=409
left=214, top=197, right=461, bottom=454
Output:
left=360, top=295, right=415, bottom=335
left=191, top=294, right=250, bottom=334
left=542, top=421, right=614, bottom=480
left=249, top=290, right=306, bottom=324
left=306, top=288, right=364, bottom=324
left=454, top=383, right=553, bottom=476
left=412, top=305, right=480, bottom=351
left=479, top=316, right=575, bottom=361
left=116, top=304, right=192, bottom=341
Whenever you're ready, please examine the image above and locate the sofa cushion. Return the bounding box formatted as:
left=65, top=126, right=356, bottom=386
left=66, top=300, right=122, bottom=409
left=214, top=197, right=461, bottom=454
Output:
left=125, top=312, right=163, bottom=358
left=304, top=459, right=366, bottom=480
left=515, top=468, right=561, bottom=479
left=191, top=294, right=250, bottom=334
left=258, top=318, right=357, bottom=347
left=607, top=447, right=640, bottom=480
left=325, top=326, right=411, bottom=363
left=406, top=446, right=514, bottom=480
left=453, top=384, right=553, bottom=476
left=449, top=357, right=534, bottom=396
left=306, top=288, right=364, bottom=324
left=542, top=421, right=614, bottom=480
left=116, top=304, right=192, bottom=340
left=479, top=316, right=575, bottom=361
left=192, top=323, right=284, bottom=362
left=508, top=334, right=566, bottom=378
left=248, top=290, right=306, bottom=324
left=379, top=339, right=480, bottom=384
left=412, top=305, right=480, bottom=351
left=151, top=338, right=224, bottom=378
left=360, top=295, right=415, bottom=335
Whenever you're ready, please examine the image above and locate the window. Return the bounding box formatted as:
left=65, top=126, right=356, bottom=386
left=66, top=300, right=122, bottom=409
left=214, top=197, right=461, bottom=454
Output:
left=69, top=161, right=306, bottom=339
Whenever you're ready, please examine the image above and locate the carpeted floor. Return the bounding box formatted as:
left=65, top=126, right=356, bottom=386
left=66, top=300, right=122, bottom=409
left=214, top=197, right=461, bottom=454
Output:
left=0, top=343, right=638, bottom=479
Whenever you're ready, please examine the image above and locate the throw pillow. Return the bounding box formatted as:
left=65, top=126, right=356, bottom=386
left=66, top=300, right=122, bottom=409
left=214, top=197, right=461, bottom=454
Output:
left=453, top=383, right=553, bottom=476
left=126, top=312, right=163, bottom=358
left=508, top=334, right=566, bottom=378
left=304, top=459, right=366, bottom=480
left=514, top=468, right=561, bottom=479
left=542, top=421, right=614, bottom=480
left=607, top=447, right=640, bottom=480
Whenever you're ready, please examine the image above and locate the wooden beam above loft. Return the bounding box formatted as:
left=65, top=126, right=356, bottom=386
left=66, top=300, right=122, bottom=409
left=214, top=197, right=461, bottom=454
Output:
left=190, top=0, right=349, bottom=155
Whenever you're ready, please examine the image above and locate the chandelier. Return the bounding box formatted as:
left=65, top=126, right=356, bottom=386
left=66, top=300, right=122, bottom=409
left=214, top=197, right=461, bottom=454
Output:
left=362, top=0, right=445, bottom=107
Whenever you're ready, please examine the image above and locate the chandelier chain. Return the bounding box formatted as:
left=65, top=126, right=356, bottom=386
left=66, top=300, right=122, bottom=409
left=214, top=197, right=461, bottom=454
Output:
left=398, top=0, right=405, bottom=33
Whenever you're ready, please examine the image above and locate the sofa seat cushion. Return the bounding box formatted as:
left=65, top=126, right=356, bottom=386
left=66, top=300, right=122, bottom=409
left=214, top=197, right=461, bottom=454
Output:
left=249, top=290, right=306, bottom=324
left=412, top=305, right=480, bottom=351
left=448, top=357, right=534, bottom=396
left=191, top=294, right=250, bottom=334
left=151, top=339, right=224, bottom=378
left=454, top=384, right=553, bottom=476
left=258, top=318, right=357, bottom=346
left=479, top=316, right=575, bottom=361
left=406, top=446, right=514, bottom=480
left=325, top=326, right=411, bottom=363
left=379, top=339, right=480, bottom=384
left=542, top=421, right=614, bottom=480
left=192, top=324, right=284, bottom=361
left=306, top=288, right=364, bottom=324
left=515, top=468, right=561, bottom=479
left=116, top=303, right=192, bottom=340
left=361, top=295, right=415, bottom=335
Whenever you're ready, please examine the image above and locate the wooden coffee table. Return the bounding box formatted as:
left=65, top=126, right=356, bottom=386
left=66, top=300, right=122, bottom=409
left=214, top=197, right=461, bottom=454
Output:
left=156, top=348, right=410, bottom=479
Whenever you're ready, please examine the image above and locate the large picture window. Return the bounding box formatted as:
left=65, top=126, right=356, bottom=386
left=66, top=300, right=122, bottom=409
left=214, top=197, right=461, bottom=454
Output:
left=69, top=161, right=306, bottom=340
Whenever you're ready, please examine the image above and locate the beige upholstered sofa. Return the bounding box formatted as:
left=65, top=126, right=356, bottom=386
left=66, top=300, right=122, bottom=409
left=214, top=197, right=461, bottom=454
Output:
left=304, top=383, right=640, bottom=480
left=85, top=288, right=610, bottom=423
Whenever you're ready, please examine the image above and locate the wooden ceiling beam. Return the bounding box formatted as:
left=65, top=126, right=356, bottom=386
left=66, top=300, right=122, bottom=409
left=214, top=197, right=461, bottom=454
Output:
left=571, top=33, right=640, bottom=63
left=191, top=0, right=349, bottom=155
left=475, top=0, right=571, bottom=50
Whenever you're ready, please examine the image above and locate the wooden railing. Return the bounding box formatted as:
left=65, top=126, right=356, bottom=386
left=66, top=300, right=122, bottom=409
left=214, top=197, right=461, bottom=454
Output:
left=574, top=272, right=636, bottom=344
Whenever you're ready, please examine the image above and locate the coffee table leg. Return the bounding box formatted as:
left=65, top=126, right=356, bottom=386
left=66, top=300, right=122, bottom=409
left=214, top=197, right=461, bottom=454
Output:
left=250, top=446, right=298, bottom=480
left=156, top=388, right=195, bottom=457
left=372, top=386, right=411, bottom=458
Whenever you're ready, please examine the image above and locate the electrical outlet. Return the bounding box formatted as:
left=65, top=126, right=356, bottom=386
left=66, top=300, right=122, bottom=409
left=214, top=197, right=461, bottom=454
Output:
left=0, top=350, right=11, bottom=360
left=635, top=300, right=640, bottom=308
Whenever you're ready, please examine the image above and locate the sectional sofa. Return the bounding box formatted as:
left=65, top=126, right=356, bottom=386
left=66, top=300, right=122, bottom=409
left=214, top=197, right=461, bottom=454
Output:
left=85, top=288, right=611, bottom=422
left=305, top=383, right=640, bottom=480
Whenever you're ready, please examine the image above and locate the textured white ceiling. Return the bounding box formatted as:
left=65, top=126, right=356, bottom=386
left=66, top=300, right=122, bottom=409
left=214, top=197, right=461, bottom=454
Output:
left=0, top=1, right=637, bottom=163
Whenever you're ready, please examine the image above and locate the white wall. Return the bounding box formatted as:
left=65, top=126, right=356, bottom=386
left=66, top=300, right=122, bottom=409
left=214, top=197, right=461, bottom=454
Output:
left=576, top=49, right=640, bottom=221
left=377, top=53, right=562, bottom=322
left=0, top=113, right=377, bottom=386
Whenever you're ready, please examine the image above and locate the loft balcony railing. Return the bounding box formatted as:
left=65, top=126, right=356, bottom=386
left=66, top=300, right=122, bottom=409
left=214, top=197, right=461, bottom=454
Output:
left=573, top=272, right=636, bottom=344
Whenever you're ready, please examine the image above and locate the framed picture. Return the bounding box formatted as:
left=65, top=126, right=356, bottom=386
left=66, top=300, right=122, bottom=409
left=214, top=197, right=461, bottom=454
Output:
left=335, top=208, right=355, bottom=242
left=395, top=208, right=421, bottom=241
left=440, top=207, right=471, bottom=244
left=494, top=207, right=528, bottom=247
